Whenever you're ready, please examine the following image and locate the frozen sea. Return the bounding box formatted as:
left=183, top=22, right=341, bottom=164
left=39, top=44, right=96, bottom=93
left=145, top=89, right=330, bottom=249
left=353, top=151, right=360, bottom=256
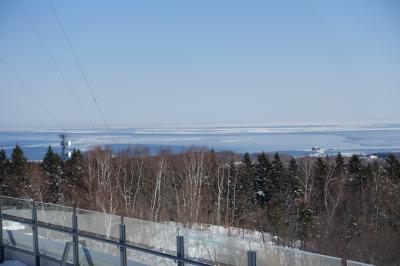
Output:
left=1, top=124, right=400, bottom=160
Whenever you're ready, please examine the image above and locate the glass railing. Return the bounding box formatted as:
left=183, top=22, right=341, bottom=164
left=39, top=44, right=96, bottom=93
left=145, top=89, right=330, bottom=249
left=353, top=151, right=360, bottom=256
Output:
left=0, top=196, right=374, bottom=266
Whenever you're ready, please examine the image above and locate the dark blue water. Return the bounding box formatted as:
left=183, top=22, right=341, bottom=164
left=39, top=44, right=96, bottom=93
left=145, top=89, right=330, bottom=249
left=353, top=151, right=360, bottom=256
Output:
left=1, top=124, right=400, bottom=160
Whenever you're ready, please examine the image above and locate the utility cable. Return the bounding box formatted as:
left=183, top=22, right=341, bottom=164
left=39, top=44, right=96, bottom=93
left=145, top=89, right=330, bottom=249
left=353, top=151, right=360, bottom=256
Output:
left=47, top=0, right=117, bottom=145
left=17, top=0, right=96, bottom=130
left=0, top=58, right=65, bottom=131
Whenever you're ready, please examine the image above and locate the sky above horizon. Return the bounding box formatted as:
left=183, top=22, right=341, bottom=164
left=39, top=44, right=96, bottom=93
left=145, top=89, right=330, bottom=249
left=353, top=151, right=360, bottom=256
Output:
left=0, top=0, right=399, bottom=129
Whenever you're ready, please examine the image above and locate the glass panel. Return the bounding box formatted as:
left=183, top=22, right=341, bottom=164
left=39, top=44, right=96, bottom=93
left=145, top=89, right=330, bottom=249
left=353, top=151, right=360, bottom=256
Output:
left=127, top=248, right=175, bottom=266
left=180, top=226, right=248, bottom=265
left=0, top=195, right=370, bottom=266
left=124, top=217, right=177, bottom=256
left=299, top=250, right=342, bottom=266
left=36, top=201, right=74, bottom=229
left=2, top=219, right=33, bottom=251
left=76, top=208, right=120, bottom=240
left=78, top=237, right=120, bottom=266
left=0, top=196, right=32, bottom=220
left=37, top=227, right=72, bottom=261
left=254, top=244, right=342, bottom=266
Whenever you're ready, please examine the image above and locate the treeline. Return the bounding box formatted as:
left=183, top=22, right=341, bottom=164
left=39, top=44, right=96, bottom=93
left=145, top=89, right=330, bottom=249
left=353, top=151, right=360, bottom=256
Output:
left=0, top=145, right=400, bottom=265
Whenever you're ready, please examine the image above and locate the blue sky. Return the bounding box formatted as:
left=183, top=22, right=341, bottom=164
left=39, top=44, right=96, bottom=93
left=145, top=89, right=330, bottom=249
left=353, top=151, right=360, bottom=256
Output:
left=0, top=0, right=399, bottom=128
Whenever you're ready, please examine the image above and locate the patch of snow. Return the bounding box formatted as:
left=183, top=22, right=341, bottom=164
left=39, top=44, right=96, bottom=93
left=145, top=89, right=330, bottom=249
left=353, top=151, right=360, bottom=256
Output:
left=257, top=191, right=265, bottom=196
left=2, top=221, right=25, bottom=231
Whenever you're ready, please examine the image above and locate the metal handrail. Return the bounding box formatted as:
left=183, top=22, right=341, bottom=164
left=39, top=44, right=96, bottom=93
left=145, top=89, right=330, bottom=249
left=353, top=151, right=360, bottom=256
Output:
left=0, top=200, right=214, bottom=266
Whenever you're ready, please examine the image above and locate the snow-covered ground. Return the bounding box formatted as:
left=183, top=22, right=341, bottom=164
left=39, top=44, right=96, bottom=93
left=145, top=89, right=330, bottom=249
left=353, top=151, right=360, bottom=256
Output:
left=2, top=221, right=25, bottom=231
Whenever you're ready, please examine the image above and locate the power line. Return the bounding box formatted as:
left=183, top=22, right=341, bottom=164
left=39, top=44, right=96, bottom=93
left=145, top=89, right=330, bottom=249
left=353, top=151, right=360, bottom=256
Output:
left=47, top=0, right=117, bottom=145
left=0, top=58, right=65, bottom=131
left=17, top=0, right=96, bottom=130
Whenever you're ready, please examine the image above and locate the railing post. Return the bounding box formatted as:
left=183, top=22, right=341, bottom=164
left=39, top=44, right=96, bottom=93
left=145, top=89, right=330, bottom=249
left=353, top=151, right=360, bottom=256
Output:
left=119, top=217, right=127, bottom=266
left=0, top=203, right=4, bottom=263
left=61, top=242, right=73, bottom=266
left=72, top=208, right=79, bottom=266
left=247, top=250, right=256, bottom=266
left=80, top=240, right=94, bottom=266
left=176, top=235, right=185, bottom=266
left=32, top=201, right=40, bottom=266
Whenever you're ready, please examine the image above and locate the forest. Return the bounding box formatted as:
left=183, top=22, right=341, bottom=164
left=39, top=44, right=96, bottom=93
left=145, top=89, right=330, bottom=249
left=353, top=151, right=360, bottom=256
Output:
left=0, top=145, right=399, bottom=265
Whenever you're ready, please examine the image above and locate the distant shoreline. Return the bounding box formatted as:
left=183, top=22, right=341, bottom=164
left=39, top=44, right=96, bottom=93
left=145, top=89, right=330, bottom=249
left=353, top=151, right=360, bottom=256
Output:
left=1, top=125, right=400, bottom=160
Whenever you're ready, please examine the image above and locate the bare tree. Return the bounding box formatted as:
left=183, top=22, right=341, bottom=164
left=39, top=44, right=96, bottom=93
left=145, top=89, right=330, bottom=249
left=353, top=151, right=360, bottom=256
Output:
left=151, top=151, right=167, bottom=221
left=299, top=159, right=314, bottom=204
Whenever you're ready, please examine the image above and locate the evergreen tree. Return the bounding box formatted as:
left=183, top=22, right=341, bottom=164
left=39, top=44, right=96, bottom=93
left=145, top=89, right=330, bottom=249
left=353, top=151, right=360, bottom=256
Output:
left=335, top=152, right=345, bottom=175
left=236, top=153, right=256, bottom=224
left=243, top=152, right=256, bottom=200
left=63, top=149, right=86, bottom=204
left=267, top=153, right=287, bottom=240
left=42, top=146, right=64, bottom=203
left=385, top=154, right=400, bottom=180
left=315, top=157, right=327, bottom=179
left=0, top=149, right=9, bottom=194
left=348, top=154, right=362, bottom=173
left=285, top=158, right=302, bottom=236
left=8, top=145, right=29, bottom=197
left=10, top=145, right=27, bottom=176
left=287, top=158, right=301, bottom=199
left=267, top=199, right=285, bottom=242
left=255, top=152, right=271, bottom=207
left=313, top=157, right=327, bottom=211
left=347, top=154, right=363, bottom=190
left=271, top=152, right=284, bottom=199
left=297, top=202, right=313, bottom=249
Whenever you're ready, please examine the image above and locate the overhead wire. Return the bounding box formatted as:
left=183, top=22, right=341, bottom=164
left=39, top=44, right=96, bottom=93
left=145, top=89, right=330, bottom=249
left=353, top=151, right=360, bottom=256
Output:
left=47, top=0, right=117, bottom=145
left=0, top=57, right=65, bottom=132
left=17, top=0, right=96, bottom=130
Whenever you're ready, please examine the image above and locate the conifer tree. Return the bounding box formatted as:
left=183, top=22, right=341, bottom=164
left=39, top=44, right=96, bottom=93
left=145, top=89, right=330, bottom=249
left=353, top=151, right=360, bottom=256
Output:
left=348, top=154, right=362, bottom=173
left=42, top=146, right=64, bottom=203
left=385, top=154, right=400, bottom=180
left=315, top=157, right=327, bottom=179
left=8, top=145, right=29, bottom=197
left=255, top=152, right=271, bottom=207
left=335, top=152, right=345, bottom=175
left=267, top=199, right=285, bottom=242
left=236, top=153, right=256, bottom=223
left=287, top=157, right=301, bottom=199
left=63, top=149, right=86, bottom=204
left=10, top=145, right=27, bottom=177
left=271, top=152, right=284, bottom=199
left=313, top=157, right=327, bottom=211
left=0, top=149, right=9, bottom=194
left=267, top=153, right=286, bottom=240
left=297, top=201, right=313, bottom=249
left=347, top=154, right=363, bottom=190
